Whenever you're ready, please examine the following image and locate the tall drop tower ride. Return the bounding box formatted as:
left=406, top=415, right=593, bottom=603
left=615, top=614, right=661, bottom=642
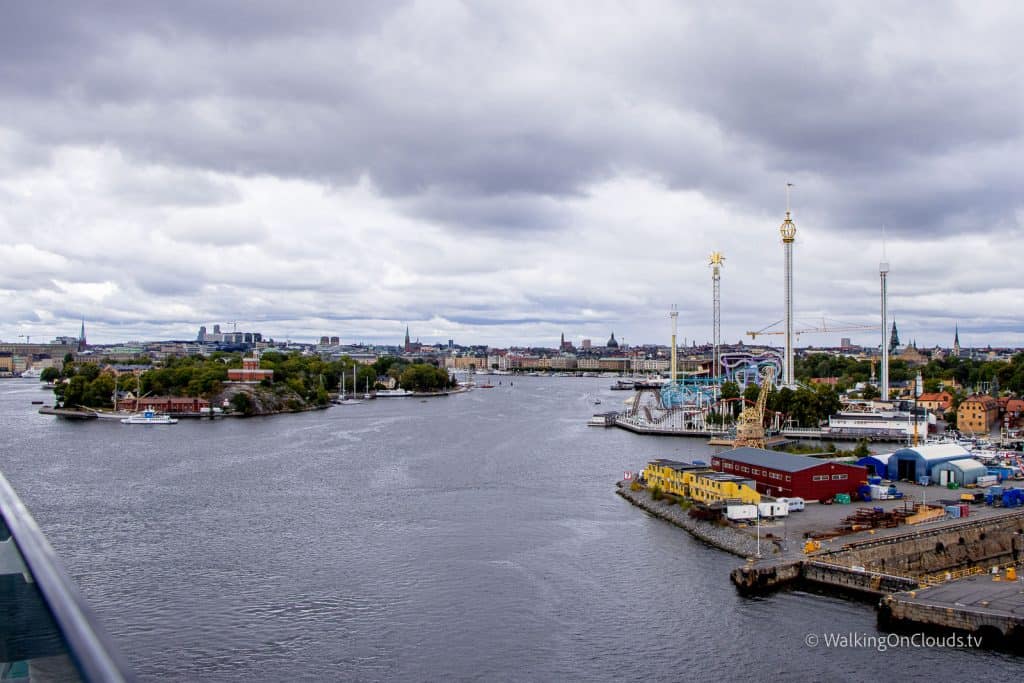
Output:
left=669, top=304, right=679, bottom=383
left=879, top=239, right=890, bottom=401
left=709, top=252, right=725, bottom=381
left=779, top=184, right=797, bottom=386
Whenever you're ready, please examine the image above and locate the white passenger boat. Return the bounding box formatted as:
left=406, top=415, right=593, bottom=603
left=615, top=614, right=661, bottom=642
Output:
left=120, top=409, right=178, bottom=424
left=375, top=389, right=413, bottom=398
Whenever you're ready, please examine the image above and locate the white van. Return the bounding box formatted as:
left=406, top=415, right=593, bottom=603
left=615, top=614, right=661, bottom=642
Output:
left=776, top=497, right=805, bottom=512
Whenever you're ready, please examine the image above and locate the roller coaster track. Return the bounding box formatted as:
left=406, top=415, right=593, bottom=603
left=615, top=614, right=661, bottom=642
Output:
left=628, top=394, right=786, bottom=431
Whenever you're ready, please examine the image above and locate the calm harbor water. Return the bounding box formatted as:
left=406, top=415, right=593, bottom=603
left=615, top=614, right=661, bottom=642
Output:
left=0, top=376, right=1019, bottom=681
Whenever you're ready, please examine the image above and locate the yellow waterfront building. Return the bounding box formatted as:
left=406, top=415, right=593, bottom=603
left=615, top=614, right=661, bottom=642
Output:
left=643, top=459, right=761, bottom=505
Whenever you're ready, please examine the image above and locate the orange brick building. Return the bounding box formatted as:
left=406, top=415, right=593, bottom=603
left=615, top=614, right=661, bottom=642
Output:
left=957, top=394, right=999, bottom=435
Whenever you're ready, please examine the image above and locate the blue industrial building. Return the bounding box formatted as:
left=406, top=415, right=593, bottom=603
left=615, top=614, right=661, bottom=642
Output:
left=886, top=444, right=971, bottom=482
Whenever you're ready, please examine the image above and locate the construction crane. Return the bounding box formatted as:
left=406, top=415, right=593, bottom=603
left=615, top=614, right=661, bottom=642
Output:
left=18, top=335, right=31, bottom=344
left=734, top=365, right=775, bottom=449
left=747, top=317, right=878, bottom=340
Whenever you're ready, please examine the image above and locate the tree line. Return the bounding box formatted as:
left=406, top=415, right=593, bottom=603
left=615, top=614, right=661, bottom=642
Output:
left=49, top=352, right=456, bottom=408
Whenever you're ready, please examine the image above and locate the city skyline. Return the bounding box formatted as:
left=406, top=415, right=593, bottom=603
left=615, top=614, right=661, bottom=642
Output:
left=1, top=3, right=1022, bottom=348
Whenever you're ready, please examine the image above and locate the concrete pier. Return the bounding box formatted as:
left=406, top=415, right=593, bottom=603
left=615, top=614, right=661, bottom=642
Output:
left=730, top=561, right=801, bottom=594
left=880, top=574, right=1024, bottom=646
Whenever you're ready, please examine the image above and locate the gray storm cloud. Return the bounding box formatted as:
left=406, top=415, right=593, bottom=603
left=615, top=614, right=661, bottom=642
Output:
left=0, top=1, right=1021, bottom=345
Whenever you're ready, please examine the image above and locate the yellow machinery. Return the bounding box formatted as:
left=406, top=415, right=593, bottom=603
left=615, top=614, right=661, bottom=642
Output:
left=803, top=540, right=821, bottom=554
left=734, top=365, right=775, bottom=449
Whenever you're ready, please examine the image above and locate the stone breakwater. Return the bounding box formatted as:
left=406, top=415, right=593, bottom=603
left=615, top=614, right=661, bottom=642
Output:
left=615, top=482, right=778, bottom=558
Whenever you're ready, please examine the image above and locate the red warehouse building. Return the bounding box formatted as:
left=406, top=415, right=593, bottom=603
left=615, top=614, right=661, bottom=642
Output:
left=710, top=447, right=869, bottom=501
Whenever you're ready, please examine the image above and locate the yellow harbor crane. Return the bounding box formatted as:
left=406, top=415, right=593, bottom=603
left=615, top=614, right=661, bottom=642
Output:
left=734, top=365, right=775, bottom=449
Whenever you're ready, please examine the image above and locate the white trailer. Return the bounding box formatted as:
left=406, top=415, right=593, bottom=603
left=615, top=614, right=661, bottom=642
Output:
left=725, top=504, right=758, bottom=522
left=757, top=501, right=789, bottom=519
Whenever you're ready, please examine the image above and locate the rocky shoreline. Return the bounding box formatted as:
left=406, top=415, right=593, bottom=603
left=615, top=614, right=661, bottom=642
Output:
left=615, top=482, right=779, bottom=559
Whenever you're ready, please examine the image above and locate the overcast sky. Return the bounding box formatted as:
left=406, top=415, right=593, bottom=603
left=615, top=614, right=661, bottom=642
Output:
left=1, top=1, right=1021, bottom=349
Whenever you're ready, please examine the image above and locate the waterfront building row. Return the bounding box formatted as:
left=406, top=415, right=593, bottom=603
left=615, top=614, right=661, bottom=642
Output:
left=642, top=459, right=762, bottom=505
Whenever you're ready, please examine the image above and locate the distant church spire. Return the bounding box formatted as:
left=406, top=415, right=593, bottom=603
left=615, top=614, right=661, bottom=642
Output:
left=78, top=318, right=87, bottom=352
left=404, top=325, right=411, bottom=352
left=953, top=324, right=961, bottom=357
left=888, top=319, right=900, bottom=355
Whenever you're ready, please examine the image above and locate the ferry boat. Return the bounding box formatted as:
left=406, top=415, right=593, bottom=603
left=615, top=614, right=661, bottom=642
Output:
left=375, top=389, right=414, bottom=398
left=120, top=409, right=178, bottom=424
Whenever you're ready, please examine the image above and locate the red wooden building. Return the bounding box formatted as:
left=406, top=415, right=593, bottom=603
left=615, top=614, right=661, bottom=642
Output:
left=710, top=447, right=868, bottom=501
left=116, top=396, right=210, bottom=414
left=227, top=352, right=274, bottom=383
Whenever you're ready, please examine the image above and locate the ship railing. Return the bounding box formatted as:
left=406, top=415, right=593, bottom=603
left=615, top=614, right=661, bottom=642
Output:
left=0, top=470, right=134, bottom=682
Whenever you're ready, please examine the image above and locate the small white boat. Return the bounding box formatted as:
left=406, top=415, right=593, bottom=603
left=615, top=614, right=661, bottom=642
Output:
left=334, top=370, right=364, bottom=404
left=120, top=409, right=178, bottom=425
left=376, top=389, right=413, bottom=398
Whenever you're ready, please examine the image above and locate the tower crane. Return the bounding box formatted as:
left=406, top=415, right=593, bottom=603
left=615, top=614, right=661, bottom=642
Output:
left=734, top=365, right=775, bottom=449
left=747, top=317, right=878, bottom=340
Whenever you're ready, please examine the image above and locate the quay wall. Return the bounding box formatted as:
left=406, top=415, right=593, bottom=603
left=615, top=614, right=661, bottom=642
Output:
left=615, top=483, right=774, bottom=558
left=801, top=561, right=918, bottom=596
left=821, top=512, right=1024, bottom=577
left=879, top=595, right=1022, bottom=641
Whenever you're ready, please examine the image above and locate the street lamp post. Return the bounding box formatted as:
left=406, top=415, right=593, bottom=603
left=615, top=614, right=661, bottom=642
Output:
left=755, top=507, right=761, bottom=559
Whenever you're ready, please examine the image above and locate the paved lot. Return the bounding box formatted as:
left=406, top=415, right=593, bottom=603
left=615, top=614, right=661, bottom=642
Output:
left=902, top=573, right=1024, bottom=617
left=734, top=481, right=1023, bottom=558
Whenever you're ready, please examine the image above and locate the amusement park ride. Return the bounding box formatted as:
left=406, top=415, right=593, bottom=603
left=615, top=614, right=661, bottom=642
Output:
left=616, top=369, right=786, bottom=438
left=733, top=365, right=775, bottom=448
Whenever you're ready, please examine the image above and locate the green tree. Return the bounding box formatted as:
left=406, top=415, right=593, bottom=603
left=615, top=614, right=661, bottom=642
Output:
left=230, top=392, right=255, bottom=416
left=40, top=367, right=60, bottom=383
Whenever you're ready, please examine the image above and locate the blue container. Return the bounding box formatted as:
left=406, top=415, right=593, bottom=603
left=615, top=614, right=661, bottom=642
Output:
left=868, top=476, right=882, bottom=485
